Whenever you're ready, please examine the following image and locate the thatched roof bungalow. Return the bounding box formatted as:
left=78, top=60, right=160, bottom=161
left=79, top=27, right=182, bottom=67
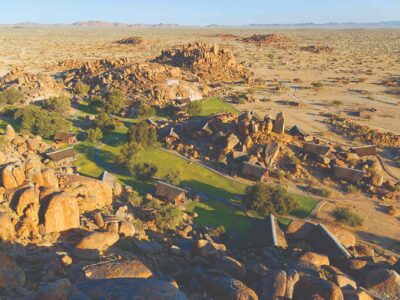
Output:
left=155, top=181, right=187, bottom=205
left=242, top=161, right=268, bottom=182
left=333, top=165, right=366, bottom=183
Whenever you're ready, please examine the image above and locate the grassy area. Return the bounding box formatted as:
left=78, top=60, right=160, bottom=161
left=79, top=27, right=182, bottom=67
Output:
left=199, top=97, right=239, bottom=116
left=73, top=97, right=318, bottom=234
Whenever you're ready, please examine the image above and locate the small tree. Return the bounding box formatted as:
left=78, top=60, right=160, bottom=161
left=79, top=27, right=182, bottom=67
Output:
left=137, top=103, right=155, bottom=118
left=0, top=87, right=24, bottom=105
left=118, top=142, right=142, bottom=166
left=165, top=168, right=182, bottom=186
left=86, top=127, right=103, bottom=143
left=127, top=122, right=156, bottom=146
left=134, top=162, right=158, bottom=179
left=155, top=204, right=184, bottom=231
left=43, top=95, right=71, bottom=113
left=186, top=101, right=202, bottom=116
left=244, top=182, right=297, bottom=216
left=94, top=112, right=116, bottom=132
left=104, top=89, right=125, bottom=115
left=75, top=82, right=90, bottom=96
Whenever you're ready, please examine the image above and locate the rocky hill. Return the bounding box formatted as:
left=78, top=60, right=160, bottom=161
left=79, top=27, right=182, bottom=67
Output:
left=0, top=124, right=399, bottom=299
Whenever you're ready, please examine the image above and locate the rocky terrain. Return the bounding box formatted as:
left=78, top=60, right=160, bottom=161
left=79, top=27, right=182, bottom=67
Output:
left=0, top=125, right=399, bottom=299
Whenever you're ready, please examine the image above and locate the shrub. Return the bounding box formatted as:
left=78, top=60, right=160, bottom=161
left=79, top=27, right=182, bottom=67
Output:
left=118, top=142, right=142, bottom=167
left=43, top=95, right=71, bottom=113
left=127, top=122, right=156, bottom=146
left=75, top=82, right=90, bottom=96
left=165, top=168, right=182, bottom=186
left=186, top=101, right=202, bottom=116
left=137, top=103, right=155, bottom=118
left=14, top=106, right=71, bottom=138
left=0, top=87, right=24, bottom=105
left=311, top=82, right=324, bottom=88
left=331, top=100, right=343, bottom=107
left=94, top=112, right=116, bottom=132
left=244, top=182, right=297, bottom=216
left=134, top=162, right=158, bottom=179
left=103, top=89, right=125, bottom=115
left=86, top=127, right=103, bottom=143
left=232, top=98, right=247, bottom=104
left=155, top=204, right=184, bottom=231
left=127, top=191, right=143, bottom=207
left=308, top=186, right=331, bottom=198
left=332, top=207, right=363, bottom=227
left=345, top=185, right=359, bottom=194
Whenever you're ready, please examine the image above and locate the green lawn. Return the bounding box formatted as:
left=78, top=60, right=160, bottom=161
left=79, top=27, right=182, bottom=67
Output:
left=199, top=97, right=239, bottom=116
left=73, top=97, right=318, bottom=234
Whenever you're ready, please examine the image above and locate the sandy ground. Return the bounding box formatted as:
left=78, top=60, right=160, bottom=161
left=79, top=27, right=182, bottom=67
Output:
left=0, top=26, right=399, bottom=251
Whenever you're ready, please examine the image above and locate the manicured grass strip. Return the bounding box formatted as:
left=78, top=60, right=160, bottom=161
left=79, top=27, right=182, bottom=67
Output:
left=290, top=194, right=320, bottom=219
left=199, top=97, right=239, bottom=116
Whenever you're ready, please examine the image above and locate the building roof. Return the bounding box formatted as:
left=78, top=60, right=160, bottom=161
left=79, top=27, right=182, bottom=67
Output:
left=54, top=131, right=76, bottom=141
left=167, top=128, right=180, bottom=139
left=333, top=165, right=366, bottom=183
left=289, top=125, right=307, bottom=137
left=265, top=214, right=287, bottom=248
left=303, top=142, right=332, bottom=156
left=242, top=161, right=268, bottom=180
left=350, top=145, right=377, bottom=157
left=46, top=147, right=75, bottom=162
left=201, top=121, right=213, bottom=135
left=310, top=224, right=351, bottom=258
left=99, top=171, right=117, bottom=186
left=156, top=181, right=187, bottom=202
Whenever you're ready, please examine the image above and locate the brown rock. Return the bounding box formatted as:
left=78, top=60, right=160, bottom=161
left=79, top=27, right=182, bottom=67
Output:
left=325, top=224, right=356, bottom=248
left=5, top=124, right=16, bottom=139
left=0, top=212, right=15, bottom=241
left=356, top=244, right=374, bottom=257
left=15, top=187, right=39, bottom=216
left=74, top=231, right=119, bottom=259
left=42, top=168, right=59, bottom=188
left=261, top=270, right=287, bottom=300
left=371, top=174, right=384, bottom=187
left=0, top=251, right=25, bottom=288
left=285, top=269, right=299, bottom=299
left=216, top=256, right=246, bottom=279
left=12, top=165, right=25, bottom=186
left=2, top=165, right=19, bottom=189
left=342, top=289, right=373, bottom=300
left=84, top=260, right=152, bottom=279
left=196, top=239, right=226, bottom=258
left=298, top=252, right=330, bottom=267
left=293, top=275, right=344, bottom=300
left=365, top=268, right=400, bottom=299
left=43, top=192, right=80, bottom=233
left=93, top=212, right=105, bottom=228
left=286, top=220, right=316, bottom=241
left=119, top=221, right=135, bottom=237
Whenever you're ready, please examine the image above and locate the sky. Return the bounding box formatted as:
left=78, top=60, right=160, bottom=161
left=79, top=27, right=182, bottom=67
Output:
left=0, top=0, right=399, bottom=25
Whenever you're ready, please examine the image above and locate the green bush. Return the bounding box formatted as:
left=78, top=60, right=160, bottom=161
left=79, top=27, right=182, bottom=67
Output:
left=14, top=106, right=71, bottom=138
left=127, top=122, right=156, bottom=146
left=103, top=89, right=125, bottom=115
left=332, top=207, right=363, bottom=227
left=155, top=204, right=184, bottom=231
left=186, top=101, right=202, bottom=116
left=137, top=103, right=155, bottom=118
left=86, top=127, right=103, bottom=143
left=308, top=186, right=332, bottom=198
left=0, top=87, right=24, bottom=105
left=94, top=112, right=116, bottom=132
left=75, top=82, right=90, bottom=96
left=311, top=82, right=324, bottom=88
left=244, top=182, right=298, bottom=216
left=165, top=168, right=182, bottom=186
left=43, top=95, right=71, bottom=113
left=118, top=142, right=142, bottom=167
left=346, top=185, right=359, bottom=194
left=133, top=162, right=158, bottom=179
left=331, top=100, right=343, bottom=107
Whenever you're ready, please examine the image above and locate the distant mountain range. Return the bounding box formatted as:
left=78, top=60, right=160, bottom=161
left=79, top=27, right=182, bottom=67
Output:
left=2, top=20, right=400, bottom=28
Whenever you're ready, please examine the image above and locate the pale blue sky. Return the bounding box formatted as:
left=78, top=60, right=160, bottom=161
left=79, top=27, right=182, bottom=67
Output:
left=0, top=0, right=399, bottom=25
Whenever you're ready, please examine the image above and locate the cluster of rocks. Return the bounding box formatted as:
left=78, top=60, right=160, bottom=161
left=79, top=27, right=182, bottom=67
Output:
left=241, top=34, right=293, bottom=47
left=0, top=67, right=63, bottom=99
left=326, top=114, right=400, bottom=147
left=114, top=36, right=148, bottom=46
left=300, top=44, right=334, bottom=54
left=64, top=59, right=204, bottom=105
left=155, top=42, right=253, bottom=83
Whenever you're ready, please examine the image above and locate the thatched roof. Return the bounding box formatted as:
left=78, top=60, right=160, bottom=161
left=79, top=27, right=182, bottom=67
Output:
left=310, top=224, right=351, bottom=258
left=333, top=165, right=366, bottom=183
left=289, top=125, right=307, bottom=137
left=156, top=181, right=187, bottom=202
left=303, top=142, right=331, bottom=156
left=242, top=161, right=268, bottom=180
left=46, top=147, right=75, bottom=162
left=167, top=128, right=180, bottom=139
left=350, top=145, right=377, bottom=157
